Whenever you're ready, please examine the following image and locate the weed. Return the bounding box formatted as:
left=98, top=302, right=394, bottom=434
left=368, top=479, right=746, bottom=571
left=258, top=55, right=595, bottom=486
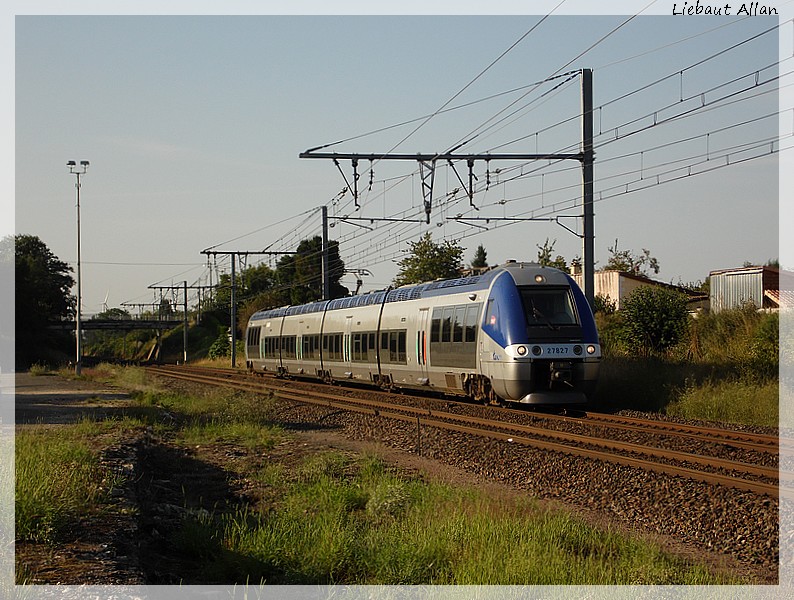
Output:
left=15, top=427, right=122, bottom=543
left=28, top=363, right=53, bottom=376
left=170, top=451, right=744, bottom=585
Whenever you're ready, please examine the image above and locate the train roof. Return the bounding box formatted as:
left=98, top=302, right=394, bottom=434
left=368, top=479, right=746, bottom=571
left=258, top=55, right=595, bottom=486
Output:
left=249, top=262, right=568, bottom=321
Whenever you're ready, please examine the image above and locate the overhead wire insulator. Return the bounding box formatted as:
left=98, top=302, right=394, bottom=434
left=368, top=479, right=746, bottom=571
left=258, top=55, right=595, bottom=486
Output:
left=467, top=158, right=479, bottom=211
left=352, top=158, right=360, bottom=210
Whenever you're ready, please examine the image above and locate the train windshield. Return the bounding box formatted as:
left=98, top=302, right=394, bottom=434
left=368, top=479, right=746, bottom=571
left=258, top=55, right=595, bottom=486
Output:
left=519, top=287, right=578, bottom=329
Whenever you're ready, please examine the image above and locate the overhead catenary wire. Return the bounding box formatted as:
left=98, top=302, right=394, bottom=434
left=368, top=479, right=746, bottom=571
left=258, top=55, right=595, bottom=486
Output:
left=176, top=15, right=785, bottom=304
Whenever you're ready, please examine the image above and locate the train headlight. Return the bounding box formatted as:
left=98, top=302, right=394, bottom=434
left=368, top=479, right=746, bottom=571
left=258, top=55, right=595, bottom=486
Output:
left=573, top=345, right=583, bottom=355
left=534, top=275, right=545, bottom=283
left=586, top=345, right=597, bottom=355
left=516, top=345, right=528, bottom=356
left=532, top=345, right=542, bottom=356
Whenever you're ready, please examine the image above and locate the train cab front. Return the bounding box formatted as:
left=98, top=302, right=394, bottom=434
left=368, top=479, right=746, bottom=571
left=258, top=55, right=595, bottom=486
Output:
left=481, top=266, right=601, bottom=405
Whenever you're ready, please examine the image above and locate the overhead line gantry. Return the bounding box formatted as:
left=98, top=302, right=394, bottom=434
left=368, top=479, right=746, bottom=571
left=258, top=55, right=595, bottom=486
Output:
left=200, top=249, right=298, bottom=367
left=300, top=69, right=595, bottom=308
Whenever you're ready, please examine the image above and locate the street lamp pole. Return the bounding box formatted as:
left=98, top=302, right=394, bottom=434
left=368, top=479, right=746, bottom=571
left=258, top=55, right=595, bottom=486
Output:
left=67, top=160, right=89, bottom=375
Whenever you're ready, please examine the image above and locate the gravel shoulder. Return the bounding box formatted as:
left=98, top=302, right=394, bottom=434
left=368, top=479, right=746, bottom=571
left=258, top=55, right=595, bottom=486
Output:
left=13, top=372, right=779, bottom=585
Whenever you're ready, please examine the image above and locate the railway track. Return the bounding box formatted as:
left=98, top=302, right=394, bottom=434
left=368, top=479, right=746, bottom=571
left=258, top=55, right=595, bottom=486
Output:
left=147, top=364, right=786, bottom=499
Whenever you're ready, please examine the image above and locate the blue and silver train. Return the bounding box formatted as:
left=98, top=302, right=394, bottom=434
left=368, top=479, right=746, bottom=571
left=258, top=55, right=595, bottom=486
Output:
left=245, top=261, right=600, bottom=405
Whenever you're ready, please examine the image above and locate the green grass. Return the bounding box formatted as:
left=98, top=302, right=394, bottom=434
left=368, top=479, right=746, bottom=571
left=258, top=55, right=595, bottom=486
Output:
left=15, top=425, right=125, bottom=543
left=28, top=363, right=54, bottom=376
left=666, top=379, right=779, bottom=426
left=170, top=452, right=743, bottom=585
left=178, top=420, right=282, bottom=449
left=128, top=383, right=283, bottom=449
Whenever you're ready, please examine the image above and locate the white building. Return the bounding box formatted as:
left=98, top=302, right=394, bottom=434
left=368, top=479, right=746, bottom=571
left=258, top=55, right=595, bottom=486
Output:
left=571, top=270, right=706, bottom=311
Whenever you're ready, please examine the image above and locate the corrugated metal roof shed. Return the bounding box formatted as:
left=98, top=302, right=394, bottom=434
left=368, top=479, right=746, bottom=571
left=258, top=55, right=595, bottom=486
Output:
left=709, top=266, right=779, bottom=312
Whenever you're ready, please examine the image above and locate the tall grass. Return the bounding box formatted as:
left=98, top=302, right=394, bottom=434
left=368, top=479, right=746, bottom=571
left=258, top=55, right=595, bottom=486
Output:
left=171, top=452, right=742, bottom=585
left=16, top=426, right=123, bottom=543
left=594, top=307, right=779, bottom=425
left=666, top=379, right=779, bottom=426
left=28, top=363, right=54, bottom=376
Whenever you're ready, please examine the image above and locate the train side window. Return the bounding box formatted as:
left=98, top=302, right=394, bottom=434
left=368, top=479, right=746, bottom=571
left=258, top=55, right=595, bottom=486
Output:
left=453, top=306, right=465, bottom=343
left=369, top=332, right=376, bottom=351
left=389, top=331, right=398, bottom=363
left=398, top=330, right=406, bottom=363
left=464, top=304, right=480, bottom=342
left=441, top=307, right=453, bottom=342
left=430, top=308, right=442, bottom=343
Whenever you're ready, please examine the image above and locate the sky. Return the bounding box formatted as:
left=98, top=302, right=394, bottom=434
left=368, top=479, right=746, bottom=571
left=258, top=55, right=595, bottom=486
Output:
left=7, top=1, right=791, bottom=317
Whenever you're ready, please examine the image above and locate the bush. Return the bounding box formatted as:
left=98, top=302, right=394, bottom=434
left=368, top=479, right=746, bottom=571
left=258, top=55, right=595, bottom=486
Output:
left=207, top=331, right=231, bottom=360
left=750, top=312, right=779, bottom=379
left=593, top=294, right=617, bottom=316
left=619, top=286, right=689, bottom=357
left=594, top=312, right=627, bottom=357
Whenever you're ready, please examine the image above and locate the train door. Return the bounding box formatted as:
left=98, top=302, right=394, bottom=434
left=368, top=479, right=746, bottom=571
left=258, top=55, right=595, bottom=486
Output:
left=416, top=308, right=430, bottom=384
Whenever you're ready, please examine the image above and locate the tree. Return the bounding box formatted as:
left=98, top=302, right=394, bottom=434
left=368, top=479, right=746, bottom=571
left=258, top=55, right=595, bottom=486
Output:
left=84, top=308, right=133, bottom=359
left=213, top=262, right=286, bottom=315
left=471, top=244, right=488, bottom=269
left=605, top=238, right=660, bottom=277
left=536, top=238, right=569, bottom=272
left=242, top=263, right=279, bottom=296
left=276, top=236, right=348, bottom=305
left=93, top=307, right=131, bottom=320
left=619, top=286, right=689, bottom=357
left=209, top=238, right=348, bottom=336
left=3, top=234, right=76, bottom=368
left=393, top=233, right=464, bottom=287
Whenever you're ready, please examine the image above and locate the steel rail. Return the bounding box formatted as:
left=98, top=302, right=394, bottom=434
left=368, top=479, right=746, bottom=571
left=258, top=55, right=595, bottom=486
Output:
left=185, top=366, right=782, bottom=455
left=149, top=366, right=785, bottom=499
left=580, top=411, right=781, bottom=453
